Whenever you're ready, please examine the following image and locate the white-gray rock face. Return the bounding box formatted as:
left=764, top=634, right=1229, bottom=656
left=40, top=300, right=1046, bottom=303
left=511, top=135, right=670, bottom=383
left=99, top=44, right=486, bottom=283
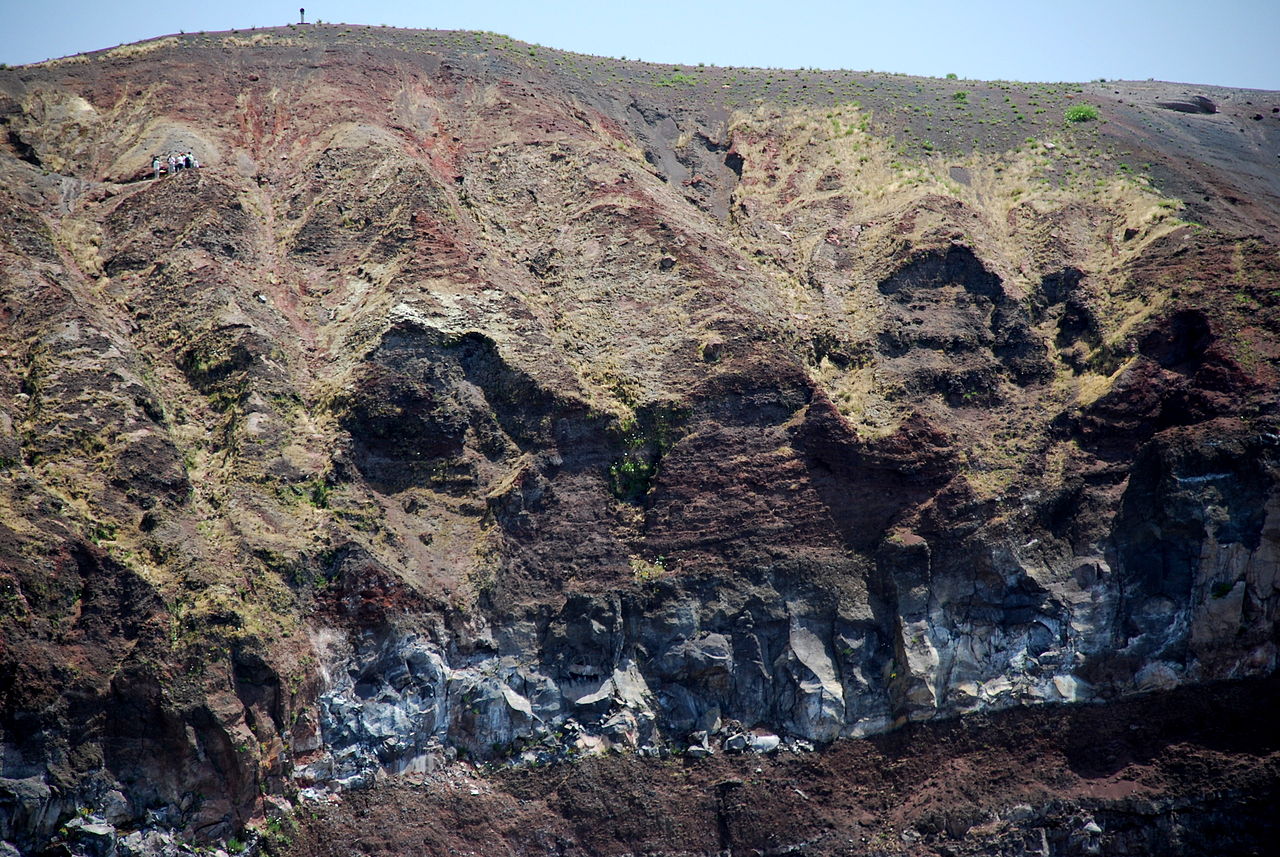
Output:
left=299, top=477, right=1280, bottom=790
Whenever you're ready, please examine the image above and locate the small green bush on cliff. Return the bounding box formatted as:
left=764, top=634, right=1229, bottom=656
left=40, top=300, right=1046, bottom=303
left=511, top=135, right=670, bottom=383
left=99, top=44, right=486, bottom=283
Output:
left=609, top=455, right=656, bottom=501
left=606, top=403, right=688, bottom=503
left=1065, top=104, right=1100, bottom=123
left=630, top=554, right=668, bottom=583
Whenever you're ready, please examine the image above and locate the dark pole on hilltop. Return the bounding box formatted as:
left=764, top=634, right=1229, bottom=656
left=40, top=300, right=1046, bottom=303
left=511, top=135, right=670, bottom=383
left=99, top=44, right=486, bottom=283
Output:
left=299, top=8, right=306, bottom=24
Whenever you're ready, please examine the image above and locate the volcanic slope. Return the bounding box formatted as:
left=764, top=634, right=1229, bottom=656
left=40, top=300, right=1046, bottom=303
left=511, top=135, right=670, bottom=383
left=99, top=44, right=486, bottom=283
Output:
left=1, top=25, right=1279, bottom=857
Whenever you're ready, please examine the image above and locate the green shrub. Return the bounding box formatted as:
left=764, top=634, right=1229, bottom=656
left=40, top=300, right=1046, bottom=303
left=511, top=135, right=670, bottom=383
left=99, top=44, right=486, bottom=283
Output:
left=609, top=456, right=655, bottom=501
left=1065, top=104, right=1100, bottom=123
left=656, top=72, right=698, bottom=87
left=307, top=480, right=330, bottom=509
left=630, top=554, right=667, bottom=583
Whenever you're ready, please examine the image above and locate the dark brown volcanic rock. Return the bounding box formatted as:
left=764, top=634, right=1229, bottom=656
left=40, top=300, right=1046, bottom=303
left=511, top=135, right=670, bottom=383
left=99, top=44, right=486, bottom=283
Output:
left=291, top=676, right=1280, bottom=857
left=0, top=25, right=1278, bottom=856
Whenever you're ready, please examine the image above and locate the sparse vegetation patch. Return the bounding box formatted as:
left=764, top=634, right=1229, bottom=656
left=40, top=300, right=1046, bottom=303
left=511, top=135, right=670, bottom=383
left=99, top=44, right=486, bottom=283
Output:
left=1065, top=104, right=1100, bottom=122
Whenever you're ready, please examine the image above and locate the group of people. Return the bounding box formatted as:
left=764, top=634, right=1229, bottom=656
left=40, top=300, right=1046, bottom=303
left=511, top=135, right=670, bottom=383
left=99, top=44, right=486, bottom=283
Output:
left=151, top=151, right=200, bottom=179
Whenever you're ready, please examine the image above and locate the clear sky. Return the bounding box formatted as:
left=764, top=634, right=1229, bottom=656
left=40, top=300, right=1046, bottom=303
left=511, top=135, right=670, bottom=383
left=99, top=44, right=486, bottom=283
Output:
left=1, top=0, right=1276, bottom=90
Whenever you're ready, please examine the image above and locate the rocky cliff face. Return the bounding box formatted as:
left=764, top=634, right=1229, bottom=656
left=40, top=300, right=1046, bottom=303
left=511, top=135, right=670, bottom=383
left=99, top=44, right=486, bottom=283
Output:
left=1, top=26, right=1278, bottom=857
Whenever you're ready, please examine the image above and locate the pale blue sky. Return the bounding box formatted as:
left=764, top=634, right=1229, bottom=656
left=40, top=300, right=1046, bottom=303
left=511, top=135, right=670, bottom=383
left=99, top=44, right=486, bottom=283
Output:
left=1, top=0, right=1276, bottom=89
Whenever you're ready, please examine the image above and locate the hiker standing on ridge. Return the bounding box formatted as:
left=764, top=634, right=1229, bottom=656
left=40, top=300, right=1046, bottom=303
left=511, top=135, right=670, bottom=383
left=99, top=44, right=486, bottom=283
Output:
left=299, top=8, right=305, bottom=24
left=152, top=155, right=162, bottom=180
